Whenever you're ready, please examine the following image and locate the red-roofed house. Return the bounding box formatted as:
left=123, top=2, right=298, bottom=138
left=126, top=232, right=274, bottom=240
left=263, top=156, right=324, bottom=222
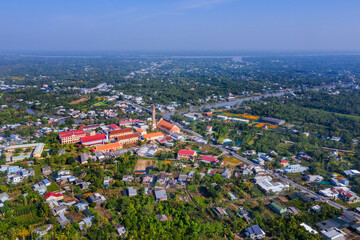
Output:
left=109, top=124, right=120, bottom=130
left=59, top=130, right=86, bottom=144
left=80, top=134, right=107, bottom=146
left=158, top=136, right=173, bottom=144
left=45, top=192, right=64, bottom=201
left=157, top=119, right=180, bottom=134
left=177, top=149, right=197, bottom=161
left=338, top=190, right=360, bottom=202
left=199, top=155, right=219, bottom=164
left=280, top=159, right=289, bottom=167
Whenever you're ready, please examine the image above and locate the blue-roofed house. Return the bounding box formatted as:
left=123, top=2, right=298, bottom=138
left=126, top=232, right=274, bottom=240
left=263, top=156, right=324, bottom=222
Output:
left=75, top=201, right=88, bottom=211
left=245, top=225, right=266, bottom=239
left=42, top=179, right=51, bottom=186
left=79, top=216, right=94, bottom=230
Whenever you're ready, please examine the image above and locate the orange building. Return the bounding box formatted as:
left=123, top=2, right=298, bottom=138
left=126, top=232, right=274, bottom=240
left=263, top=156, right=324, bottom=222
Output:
left=156, top=119, right=180, bottom=134
left=93, top=142, right=123, bottom=153
left=144, top=132, right=164, bottom=141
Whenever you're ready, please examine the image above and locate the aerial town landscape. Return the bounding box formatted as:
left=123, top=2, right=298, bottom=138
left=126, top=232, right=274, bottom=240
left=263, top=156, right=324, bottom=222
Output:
left=1, top=0, right=360, bottom=240
left=1, top=53, right=360, bottom=240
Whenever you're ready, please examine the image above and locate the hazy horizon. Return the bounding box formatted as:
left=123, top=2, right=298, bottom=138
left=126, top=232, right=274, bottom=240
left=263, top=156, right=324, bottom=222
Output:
left=1, top=0, right=360, bottom=52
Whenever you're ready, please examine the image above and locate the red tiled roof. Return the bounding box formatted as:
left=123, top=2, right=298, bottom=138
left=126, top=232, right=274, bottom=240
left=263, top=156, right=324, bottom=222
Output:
left=200, top=155, right=218, bottom=163
left=81, top=134, right=106, bottom=143
left=45, top=192, right=63, bottom=199
left=117, top=133, right=139, bottom=140
left=59, top=129, right=85, bottom=138
left=157, top=119, right=178, bottom=131
left=178, top=149, right=196, bottom=156
left=109, top=128, right=133, bottom=136
left=281, top=160, right=288, bottom=163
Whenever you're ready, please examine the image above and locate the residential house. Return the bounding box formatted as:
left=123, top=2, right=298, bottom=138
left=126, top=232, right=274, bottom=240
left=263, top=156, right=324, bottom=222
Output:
left=338, top=190, right=360, bottom=203
left=56, top=213, right=70, bottom=228
left=45, top=192, right=64, bottom=202
left=154, top=190, right=168, bottom=201
left=178, top=174, right=188, bottom=182
left=157, top=214, right=168, bottom=221
left=221, top=168, right=232, bottom=179
left=75, top=201, right=88, bottom=211
left=142, top=174, right=153, bottom=184
left=79, top=153, right=91, bottom=164
left=199, top=155, right=219, bottom=164
left=156, top=173, right=169, bottom=186
left=87, top=193, right=106, bottom=206
left=213, top=207, right=227, bottom=216
left=42, top=166, right=52, bottom=175
left=122, top=175, right=134, bottom=183
left=53, top=205, right=67, bottom=216
left=283, top=165, right=309, bottom=174
left=79, top=216, right=94, bottom=230
left=34, top=224, right=53, bottom=238
left=321, top=228, right=346, bottom=240
left=170, top=132, right=185, bottom=141
left=128, top=187, right=137, bottom=197
left=306, top=175, right=324, bottom=182
left=238, top=207, right=251, bottom=223
left=245, top=225, right=266, bottom=239
left=177, top=149, right=197, bottom=161
left=115, top=225, right=126, bottom=236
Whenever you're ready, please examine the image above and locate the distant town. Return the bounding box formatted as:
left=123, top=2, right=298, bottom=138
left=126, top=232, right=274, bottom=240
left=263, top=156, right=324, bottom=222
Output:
left=0, top=54, right=360, bottom=239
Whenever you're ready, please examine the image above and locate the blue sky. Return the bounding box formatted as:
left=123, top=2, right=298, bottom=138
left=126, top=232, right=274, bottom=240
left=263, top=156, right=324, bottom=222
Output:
left=0, top=0, right=359, bottom=52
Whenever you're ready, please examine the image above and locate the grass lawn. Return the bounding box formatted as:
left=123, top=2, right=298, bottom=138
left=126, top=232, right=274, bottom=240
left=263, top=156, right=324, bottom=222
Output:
left=47, top=184, right=60, bottom=192
left=187, top=185, right=198, bottom=191
left=193, top=196, right=208, bottom=206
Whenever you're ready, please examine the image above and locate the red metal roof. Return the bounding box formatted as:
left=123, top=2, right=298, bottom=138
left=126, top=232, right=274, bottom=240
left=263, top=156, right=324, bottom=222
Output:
left=81, top=134, right=106, bottom=143
left=59, top=129, right=85, bottom=138
left=200, top=155, right=218, bottom=163
left=45, top=192, right=63, bottom=199
left=178, top=149, right=196, bottom=156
